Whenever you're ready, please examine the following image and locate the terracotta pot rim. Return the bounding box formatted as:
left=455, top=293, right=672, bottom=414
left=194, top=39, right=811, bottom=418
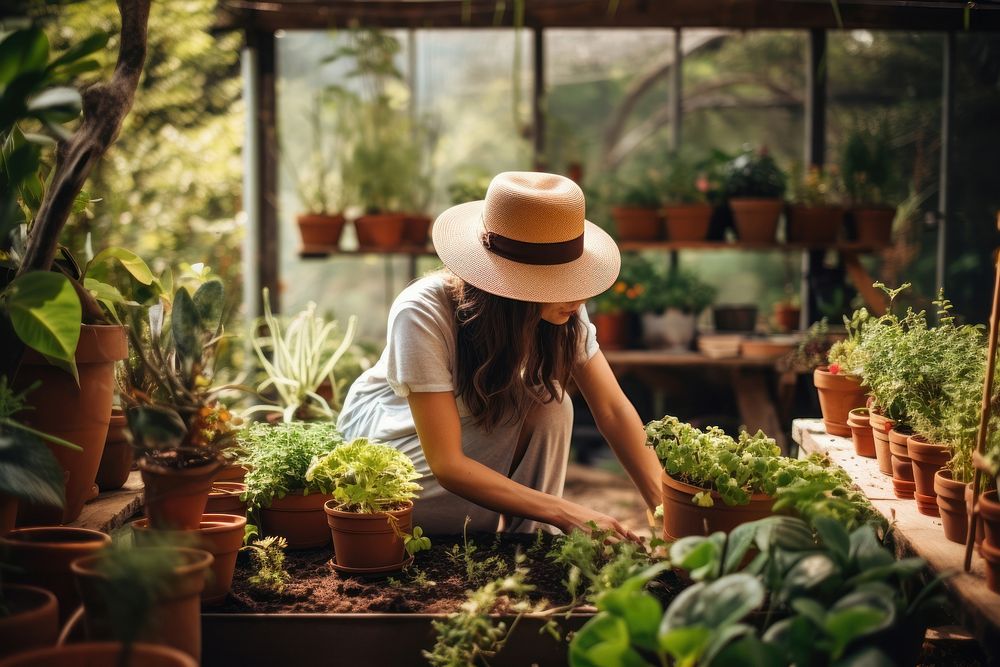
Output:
left=209, top=482, right=246, bottom=496
left=263, top=491, right=331, bottom=512
left=0, top=584, right=57, bottom=623
left=980, top=539, right=1000, bottom=561
left=813, top=367, right=863, bottom=390
left=71, top=546, right=213, bottom=580
left=0, top=526, right=111, bottom=549
left=934, top=468, right=966, bottom=489
left=661, top=470, right=773, bottom=504
left=138, top=456, right=223, bottom=478
left=662, top=203, right=712, bottom=212
left=324, top=499, right=413, bottom=519
left=131, top=514, right=247, bottom=536
left=20, top=323, right=128, bottom=365
left=979, top=489, right=1000, bottom=517
left=0, top=642, right=197, bottom=667
left=297, top=212, right=345, bottom=223
left=355, top=212, right=407, bottom=223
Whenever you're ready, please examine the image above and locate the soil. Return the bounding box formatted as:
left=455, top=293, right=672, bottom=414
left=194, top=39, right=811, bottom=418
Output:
left=217, top=532, right=681, bottom=615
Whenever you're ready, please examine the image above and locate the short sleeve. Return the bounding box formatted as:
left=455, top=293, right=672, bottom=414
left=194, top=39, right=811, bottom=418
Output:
left=385, top=301, right=455, bottom=397
left=574, top=305, right=600, bottom=367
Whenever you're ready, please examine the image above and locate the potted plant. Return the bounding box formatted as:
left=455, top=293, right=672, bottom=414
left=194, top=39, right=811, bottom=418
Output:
left=238, top=421, right=343, bottom=549
left=244, top=288, right=358, bottom=423
left=660, top=153, right=721, bottom=242
left=120, top=277, right=239, bottom=530
left=634, top=265, right=716, bottom=351
left=722, top=146, right=787, bottom=243
left=813, top=307, right=868, bottom=438
left=307, top=437, right=426, bottom=571
left=587, top=256, right=646, bottom=350
left=285, top=91, right=346, bottom=249
left=609, top=178, right=661, bottom=242
left=0, top=583, right=58, bottom=661
left=841, top=122, right=897, bottom=246
left=772, top=293, right=801, bottom=333
left=785, top=163, right=845, bottom=245
left=95, top=406, right=131, bottom=492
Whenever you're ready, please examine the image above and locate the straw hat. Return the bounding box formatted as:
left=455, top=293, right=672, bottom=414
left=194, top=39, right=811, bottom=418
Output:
left=432, top=171, right=621, bottom=303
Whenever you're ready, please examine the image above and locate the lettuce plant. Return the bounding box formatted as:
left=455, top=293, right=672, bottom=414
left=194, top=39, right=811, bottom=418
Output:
left=305, top=437, right=421, bottom=514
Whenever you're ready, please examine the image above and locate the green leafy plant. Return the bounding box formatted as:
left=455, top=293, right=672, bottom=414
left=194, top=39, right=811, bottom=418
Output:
left=826, top=307, right=870, bottom=377
left=305, top=436, right=421, bottom=514
left=630, top=259, right=717, bottom=315
left=662, top=150, right=727, bottom=205
left=589, top=255, right=648, bottom=316
left=841, top=122, right=895, bottom=207
left=787, top=163, right=843, bottom=206
left=780, top=319, right=831, bottom=373
left=446, top=171, right=491, bottom=205
left=238, top=421, right=343, bottom=512
left=547, top=524, right=654, bottom=604
left=245, top=288, right=358, bottom=423
left=613, top=178, right=660, bottom=209
left=241, top=535, right=290, bottom=594
left=446, top=517, right=510, bottom=588
left=723, top=146, right=787, bottom=199
left=857, top=282, right=918, bottom=423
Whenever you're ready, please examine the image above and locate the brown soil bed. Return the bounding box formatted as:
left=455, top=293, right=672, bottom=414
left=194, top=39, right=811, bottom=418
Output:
left=218, top=532, right=680, bottom=615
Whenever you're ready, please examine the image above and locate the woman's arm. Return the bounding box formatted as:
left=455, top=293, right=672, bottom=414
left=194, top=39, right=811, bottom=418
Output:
left=407, top=391, right=639, bottom=540
left=573, top=351, right=662, bottom=511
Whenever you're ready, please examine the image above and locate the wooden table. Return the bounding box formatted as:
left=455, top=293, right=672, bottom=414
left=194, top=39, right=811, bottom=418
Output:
left=793, top=418, right=1000, bottom=655
left=69, top=470, right=143, bottom=535
left=604, top=350, right=796, bottom=451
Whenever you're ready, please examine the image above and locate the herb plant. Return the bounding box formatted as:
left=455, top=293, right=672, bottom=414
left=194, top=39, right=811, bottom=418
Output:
left=241, top=536, right=291, bottom=594
left=547, top=525, right=654, bottom=604
left=857, top=282, right=917, bottom=423
left=238, top=421, right=344, bottom=512
left=445, top=518, right=510, bottom=588
left=723, top=147, right=787, bottom=199
left=826, top=307, right=870, bottom=377
left=304, top=436, right=421, bottom=514
left=630, top=259, right=717, bottom=315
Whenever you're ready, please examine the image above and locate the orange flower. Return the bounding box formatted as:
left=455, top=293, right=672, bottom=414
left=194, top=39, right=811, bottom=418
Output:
left=614, top=281, right=627, bottom=294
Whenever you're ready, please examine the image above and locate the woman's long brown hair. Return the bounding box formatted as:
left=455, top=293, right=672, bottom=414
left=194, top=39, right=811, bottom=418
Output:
left=444, top=271, right=581, bottom=433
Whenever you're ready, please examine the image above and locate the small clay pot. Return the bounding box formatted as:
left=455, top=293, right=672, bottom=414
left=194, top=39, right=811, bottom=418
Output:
left=260, top=491, right=332, bottom=549
left=869, top=409, right=895, bottom=477
left=907, top=435, right=950, bottom=512
left=979, top=489, right=1000, bottom=548
left=888, top=429, right=915, bottom=485
left=773, top=303, right=801, bottom=333
left=402, top=213, right=432, bottom=246
left=139, top=456, right=222, bottom=530
left=852, top=207, right=895, bottom=246
left=662, top=203, right=712, bottom=242
left=964, top=484, right=985, bottom=547
left=0, top=493, right=17, bottom=537
left=0, top=585, right=58, bottom=659
left=73, top=547, right=212, bottom=661
left=935, top=470, right=970, bottom=544
left=0, top=527, right=111, bottom=623
left=132, top=514, right=246, bottom=606
left=592, top=312, right=630, bottom=351
left=0, top=642, right=197, bottom=667
left=354, top=213, right=406, bottom=250
left=661, top=471, right=773, bottom=540
left=205, top=482, right=247, bottom=516
left=95, top=409, right=132, bottom=492
left=325, top=500, right=413, bottom=570
left=611, top=207, right=661, bottom=241
left=813, top=367, right=867, bottom=438
left=786, top=204, right=844, bottom=244
left=914, top=492, right=939, bottom=518
left=729, top=198, right=782, bottom=243
left=297, top=213, right=345, bottom=248
left=981, top=539, right=1000, bottom=595
left=847, top=408, right=875, bottom=458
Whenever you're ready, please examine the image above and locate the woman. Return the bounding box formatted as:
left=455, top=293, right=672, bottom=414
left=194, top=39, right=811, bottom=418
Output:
left=339, top=171, right=662, bottom=541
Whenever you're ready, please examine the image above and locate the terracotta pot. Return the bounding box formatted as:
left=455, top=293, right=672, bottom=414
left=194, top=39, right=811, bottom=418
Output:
left=13, top=325, right=128, bottom=525
left=611, top=207, right=661, bottom=241
left=214, top=463, right=249, bottom=484
left=729, top=198, right=782, bottom=243
left=0, top=585, right=58, bottom=659
left=325, top=500, right=412, bottom=569
left=813, top=367, right=866, bottom=438
left=914, top=492, right=939, bottom=517
left=641, top=309, right=696, bottom=351
left=0, top=494, right=17, bottom=537
left=662, top=203, right=712, bottom=241
left=964, top=484, right=985, bottom=547
left=260, top=491, right=332, bottom=549
left=981, top=539, right=1000, bottom=595
left=786, top=204, right=844, bottom=244
left=935, top=470, right=970, bottom=544
left=72, top=547, right=212, bottom=660
left=847, top=408, right=875, bottom=458
left=0, top=527, right=111, bottom=623
left=205, top=482, right=247, bottom=516
left=907, top=435, right=949, bottom=514
left=661, top=471, right=773, bottom=540
left=773, top=303, right=800, bottom=333
left=354, top=213, right=406, bottom=250
left=296, top=213, right=345, bottom=247
left=139, top=457, right=222, bottom=531
left=592, top=312, right=630, bottom=350
left=853, top=207, right=895, bottom=246
left=132, top=514, right=246, bottom=606
left=888, top=429, right=915, bottom=500
left=402, top=213, right=432, bottom=246
left=869, top=409, right=895, bottom=476
left=95, top=409, right=132, bottom=492
left=0, top=642, right=197, bottom=667
left=978, top=489, right=1000, bottom=548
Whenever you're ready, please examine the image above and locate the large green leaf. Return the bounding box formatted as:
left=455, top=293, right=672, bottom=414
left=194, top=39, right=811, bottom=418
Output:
left=0, top=430, right=65, bottom=507
left=192, top=279, right=224, bottom=332
left=87, top=246, right=156, bottom=286
left=47, top=32, right=109, bottom=71
left=171, top=287, right=200, bottom=362
left=781, top=553, right=842, bottom=602
left=84, top=277, right=128, bottom=324
left=814, top=515, right=851, bottom=565
left=0, top=28, right=49, bottom=87
left=126, top=405, right=186, bottom=454
left=569, top=613, right=647, bottom=667
left=660, top=625, right=711, bottom=664
left=4, top=272, right=81, bottom=380
left=26, top=86, right=81, bottom=123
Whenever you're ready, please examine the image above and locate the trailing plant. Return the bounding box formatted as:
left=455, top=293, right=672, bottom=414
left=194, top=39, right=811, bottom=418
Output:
left=238, top=421, right=344, bottom=512
left=245, top=288, right=358, bottom=423
left=120, top=277, right=240, bottom=469
left=241, top=535, right=290, bottom=594
left=547, top=524, right=655, bottom=604
left=304, top=436, right=421, bottom=514
left=570, top=516, right=946, bottom=666
left=722, top=146, right=786, bottom=199
left=787, top=163, right=843, bottom=206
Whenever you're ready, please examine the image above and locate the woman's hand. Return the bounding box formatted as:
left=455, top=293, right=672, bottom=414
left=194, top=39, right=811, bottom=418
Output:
left=553, top=499, right=642, bottom=544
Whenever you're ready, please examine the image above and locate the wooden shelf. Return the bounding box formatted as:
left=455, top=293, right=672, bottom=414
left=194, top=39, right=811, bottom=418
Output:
left=793, top=419, right=1000, bottom=656
left=299, top=245, right=438, bottom=259
left=617, top=240, right=884, bottom=253
left=70, top=470, right=143, bottom=534
left=603, top=349, right=784, bottom=367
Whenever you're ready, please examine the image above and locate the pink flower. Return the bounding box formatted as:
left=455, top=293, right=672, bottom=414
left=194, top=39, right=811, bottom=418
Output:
left=696, top=176, right=710, bottom=193
left=829, top=363, right=842, bottom=375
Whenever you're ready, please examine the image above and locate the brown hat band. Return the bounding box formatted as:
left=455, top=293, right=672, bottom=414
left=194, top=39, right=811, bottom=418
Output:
left=480, top=230, right=584, bottom=266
